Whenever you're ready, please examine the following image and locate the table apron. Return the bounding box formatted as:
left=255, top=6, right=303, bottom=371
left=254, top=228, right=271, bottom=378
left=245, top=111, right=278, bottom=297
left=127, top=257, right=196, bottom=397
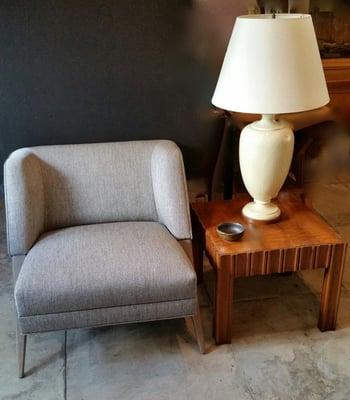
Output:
left=207, top=243, right=345, bottom=278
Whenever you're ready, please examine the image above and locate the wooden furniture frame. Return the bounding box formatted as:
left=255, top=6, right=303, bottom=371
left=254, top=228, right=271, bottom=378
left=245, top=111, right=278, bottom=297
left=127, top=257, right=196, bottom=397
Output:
left=323, top=58, right=350, bottom=125
left=191, top=192, right=348, bottom=345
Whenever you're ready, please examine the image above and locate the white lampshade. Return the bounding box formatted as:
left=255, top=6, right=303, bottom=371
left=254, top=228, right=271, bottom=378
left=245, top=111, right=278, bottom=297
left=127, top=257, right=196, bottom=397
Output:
left=212, top=14, right=329, bottom=114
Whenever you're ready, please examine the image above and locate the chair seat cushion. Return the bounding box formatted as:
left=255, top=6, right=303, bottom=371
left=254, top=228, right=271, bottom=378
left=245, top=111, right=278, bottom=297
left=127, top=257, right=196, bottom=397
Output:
left=15, top=222, right=196, bottom=317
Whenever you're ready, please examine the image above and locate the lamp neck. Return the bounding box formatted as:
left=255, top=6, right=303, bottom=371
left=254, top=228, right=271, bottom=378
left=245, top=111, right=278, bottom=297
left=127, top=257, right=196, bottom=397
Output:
left=252, top=114, right=284, bottom=131
left=261, top=114, right=276, bottom=124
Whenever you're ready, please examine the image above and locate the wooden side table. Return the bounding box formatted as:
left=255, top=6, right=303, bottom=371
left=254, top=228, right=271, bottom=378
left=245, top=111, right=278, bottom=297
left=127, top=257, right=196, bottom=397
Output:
left=191, top=192, right=348, bottom=345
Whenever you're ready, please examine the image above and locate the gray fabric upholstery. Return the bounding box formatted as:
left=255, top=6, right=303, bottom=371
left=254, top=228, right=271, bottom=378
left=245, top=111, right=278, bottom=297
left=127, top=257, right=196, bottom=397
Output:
left=6, top=140, right=196, bottom=336
left=18, top=299, right=197, bottom=334
left=4, top=150, right=45, bottom=256
left=5, top=140, right=192, bottom=255
left=15, top=222, right=196, bottom=318
left=152, top=141, right=192, bottom=240
left=179, top=240, right=194, bottom=264
left=12, top=255, right=25, bottom=284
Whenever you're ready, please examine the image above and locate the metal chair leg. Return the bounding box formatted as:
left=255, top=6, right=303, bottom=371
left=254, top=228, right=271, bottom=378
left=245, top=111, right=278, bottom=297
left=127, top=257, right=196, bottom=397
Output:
left=191, top=304, right=206, bottom=354
left=17, top=330, right=27, bottom=378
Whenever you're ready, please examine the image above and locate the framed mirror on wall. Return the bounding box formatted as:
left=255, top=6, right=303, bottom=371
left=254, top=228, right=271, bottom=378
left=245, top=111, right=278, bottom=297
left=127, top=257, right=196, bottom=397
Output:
left=257, top=0, right=350, bottom=120
left=254, top=0, right=350, bottom=58
left=188, top=1, right=350, bottom=64
left=310, top=0, right=350, bottom=59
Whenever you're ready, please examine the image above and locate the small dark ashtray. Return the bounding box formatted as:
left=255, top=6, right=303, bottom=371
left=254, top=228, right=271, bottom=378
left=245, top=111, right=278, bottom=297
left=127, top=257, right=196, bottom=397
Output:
left=216, top=222, right=245, bottom=242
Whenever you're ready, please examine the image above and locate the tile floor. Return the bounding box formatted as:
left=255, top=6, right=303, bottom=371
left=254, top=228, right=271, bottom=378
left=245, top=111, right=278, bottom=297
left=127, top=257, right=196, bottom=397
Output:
left=1, top=174, right=350, bottom=400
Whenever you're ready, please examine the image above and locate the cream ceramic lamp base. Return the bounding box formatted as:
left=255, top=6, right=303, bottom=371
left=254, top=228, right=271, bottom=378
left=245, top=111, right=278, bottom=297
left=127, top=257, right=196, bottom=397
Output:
left=239, top=114, right=294, bottom=221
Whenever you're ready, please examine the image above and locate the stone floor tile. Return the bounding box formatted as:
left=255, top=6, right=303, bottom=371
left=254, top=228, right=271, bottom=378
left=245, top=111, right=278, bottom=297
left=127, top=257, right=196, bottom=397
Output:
left=231, top=324, right=350, bottom=400
left=231, top=292, right=321, bottom=341
left=304, top=182, right=350, bottom=227
left=0, top=278, right=65, bottom=400
left=229, top=292, right=350, bottom=400
left=65, top=317, right=252, bottom=400
left=64, top=290, right=350, bottom=400
left=203, top=257, right=324, bottom=304
left=297, top=269, right=325, bottom=295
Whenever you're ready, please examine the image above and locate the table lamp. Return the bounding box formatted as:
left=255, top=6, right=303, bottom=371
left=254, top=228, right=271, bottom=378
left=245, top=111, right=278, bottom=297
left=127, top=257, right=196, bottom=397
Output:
left=212, top=14, right=329, bottom=221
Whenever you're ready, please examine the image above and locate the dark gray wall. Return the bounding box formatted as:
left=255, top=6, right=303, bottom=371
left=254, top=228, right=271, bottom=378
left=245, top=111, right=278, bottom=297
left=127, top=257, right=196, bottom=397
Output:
left=0, top=0, right=227, bottom=183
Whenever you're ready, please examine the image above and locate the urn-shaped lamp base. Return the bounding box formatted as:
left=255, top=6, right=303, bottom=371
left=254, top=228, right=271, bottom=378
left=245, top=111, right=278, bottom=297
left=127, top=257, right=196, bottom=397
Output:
left=239, top=114, right=294, bottom=221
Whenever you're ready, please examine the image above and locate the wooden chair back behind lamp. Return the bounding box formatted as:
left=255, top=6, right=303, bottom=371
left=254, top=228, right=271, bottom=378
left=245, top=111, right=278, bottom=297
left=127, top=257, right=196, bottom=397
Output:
left=212, top=106, right=340, bottom=199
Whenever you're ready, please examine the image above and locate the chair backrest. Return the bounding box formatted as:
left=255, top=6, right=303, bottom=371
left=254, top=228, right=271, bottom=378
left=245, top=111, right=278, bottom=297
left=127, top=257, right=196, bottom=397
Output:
left=31, top=141, right=159, bottom=229
left=5, top=140, right=191, bottom=255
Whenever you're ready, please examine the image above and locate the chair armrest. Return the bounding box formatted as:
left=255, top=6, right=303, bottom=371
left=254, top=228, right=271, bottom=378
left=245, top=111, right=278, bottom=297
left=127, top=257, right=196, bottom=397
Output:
left=151, top=141, right=192, bottom=240
left=4, top=149, right=45, bottom=256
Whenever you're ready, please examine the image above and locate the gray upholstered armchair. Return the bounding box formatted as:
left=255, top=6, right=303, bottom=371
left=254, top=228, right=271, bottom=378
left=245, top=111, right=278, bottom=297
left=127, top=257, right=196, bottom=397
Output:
left=4, top=140, right=205, bottom=378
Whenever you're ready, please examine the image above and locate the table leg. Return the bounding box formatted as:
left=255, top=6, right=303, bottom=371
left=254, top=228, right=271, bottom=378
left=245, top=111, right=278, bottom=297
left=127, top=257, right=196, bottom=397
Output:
left=318, top=243, right=347, bottom=331
left=214, top=256, right=233, bottom=345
